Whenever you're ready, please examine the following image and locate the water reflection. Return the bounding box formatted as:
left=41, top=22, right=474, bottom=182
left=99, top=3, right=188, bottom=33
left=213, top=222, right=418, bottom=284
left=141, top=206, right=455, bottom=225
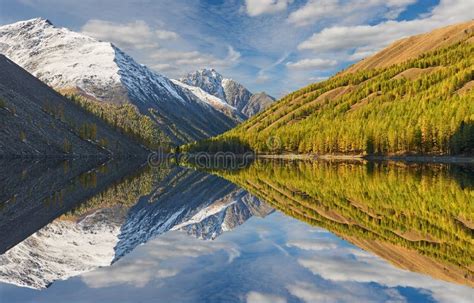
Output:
left=214, top=160, right=474, bottom=287
left=0, top=161, right=271, bottom=290
left=0, top=159, right=473, bottom=302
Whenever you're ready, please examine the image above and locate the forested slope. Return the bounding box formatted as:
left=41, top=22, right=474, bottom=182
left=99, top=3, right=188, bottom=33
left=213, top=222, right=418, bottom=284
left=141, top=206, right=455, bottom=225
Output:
left=184, top=22, right=474, bottom=156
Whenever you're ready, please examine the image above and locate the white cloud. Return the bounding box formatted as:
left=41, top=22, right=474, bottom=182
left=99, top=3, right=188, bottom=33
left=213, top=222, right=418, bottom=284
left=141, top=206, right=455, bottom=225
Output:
left=286, top=239, right=338, bottom=250
left=288, top=0, right=342, bottom=26
left=155, top=29, right=179, bottom=40
left=246, top=291, right=287, bottom=303
left=296, top=0, right=474, bottom=63
left=80, top=19, right=240, bottom=77
left=286, top=58, right=337, bottom=70
left=288, top=0, right=417, bottom=27
left=291, top=238, right=474, bottom=303
left=226, top=45, right=242, bottom=63
left=148, top=45, right=240, bottom=73
left=298, top=20, right=431, bottom=52
left=82, top=260, right=179, bottom=288
left=256, top=53, right=290, bottom=83
left=81, top=20, right=178, bottom=50
left=245, top=0, right=294, bottom=17
left=287, top=281, right=407, bottom=303
left=82, top=232, right=240, bottom=289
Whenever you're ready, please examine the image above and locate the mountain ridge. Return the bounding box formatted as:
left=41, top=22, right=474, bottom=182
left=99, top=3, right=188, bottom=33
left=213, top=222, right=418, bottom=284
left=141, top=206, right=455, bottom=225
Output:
left=344, top=20, right=474, bottom=74
left=0, top=18, right=250, bottom=144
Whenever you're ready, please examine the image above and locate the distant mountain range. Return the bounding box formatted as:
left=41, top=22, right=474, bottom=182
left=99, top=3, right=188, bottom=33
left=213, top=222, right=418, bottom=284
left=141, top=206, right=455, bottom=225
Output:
left=0, top=18, right=274, bottom=146
left=180, top=68, right=275, bottom=117
left=184, top=20, right=474, bottom=156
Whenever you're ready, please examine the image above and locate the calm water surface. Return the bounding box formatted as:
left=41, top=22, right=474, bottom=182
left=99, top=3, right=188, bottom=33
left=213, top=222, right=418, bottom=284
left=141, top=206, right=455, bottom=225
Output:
left=0, top=159, right=472, bottom=303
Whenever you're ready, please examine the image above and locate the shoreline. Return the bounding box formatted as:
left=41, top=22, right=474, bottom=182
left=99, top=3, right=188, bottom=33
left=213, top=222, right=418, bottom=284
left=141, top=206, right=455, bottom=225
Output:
left=256, top=154, right=474, bottom=164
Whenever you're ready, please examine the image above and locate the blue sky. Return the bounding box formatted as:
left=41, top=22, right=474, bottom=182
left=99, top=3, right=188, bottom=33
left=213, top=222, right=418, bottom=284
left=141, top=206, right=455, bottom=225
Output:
left=0, top=0, right=472, bottom=97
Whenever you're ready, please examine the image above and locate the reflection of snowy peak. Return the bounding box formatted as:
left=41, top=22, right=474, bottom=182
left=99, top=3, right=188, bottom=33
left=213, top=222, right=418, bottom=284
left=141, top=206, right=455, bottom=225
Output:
left=0, top=207, right=126, bottom=289
left=180, top=69, right=275, bottom=117
left=0, top=18, right=240, bottom=143
left=0, top=167, right=272, bottom=289
left=175, top=190, right=273, bottom=240
left=114, top=167, right=273, bottom=260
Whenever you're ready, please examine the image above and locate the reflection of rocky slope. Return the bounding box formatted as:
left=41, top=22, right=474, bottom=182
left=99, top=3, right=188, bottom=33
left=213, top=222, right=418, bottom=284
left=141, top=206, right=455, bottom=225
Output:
left=0, top=158, right=143, bottom=254
left=0, top=166, right=271, bottom=289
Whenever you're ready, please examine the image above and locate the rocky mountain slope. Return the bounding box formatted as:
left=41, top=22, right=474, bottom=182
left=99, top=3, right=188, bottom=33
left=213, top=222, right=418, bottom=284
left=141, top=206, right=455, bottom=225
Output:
left=0, top=54, right=146, bottom=157
left=0, top=18, right=244, bottom=144
left=180, top=68, right=275, bottom=117
left=0, top=166, right=272, bottom=289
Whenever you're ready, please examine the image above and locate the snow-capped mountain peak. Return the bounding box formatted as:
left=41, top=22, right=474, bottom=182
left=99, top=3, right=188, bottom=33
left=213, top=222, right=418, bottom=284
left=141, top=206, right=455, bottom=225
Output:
left=0, top=18, right=122, bottom=100
left=170, top=79, right=238, bottom=112
left=180, top=68, right=226, bottom=100
left=0, top=18, right=241, bottom=143
left=180, top=68, right=275, bottom=117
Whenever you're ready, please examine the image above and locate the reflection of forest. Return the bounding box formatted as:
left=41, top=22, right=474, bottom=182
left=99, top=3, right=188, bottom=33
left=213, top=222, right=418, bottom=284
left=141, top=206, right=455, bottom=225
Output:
left=216, top=160, right=474, bottom=287
left=61, top=163, right=170, bottom=220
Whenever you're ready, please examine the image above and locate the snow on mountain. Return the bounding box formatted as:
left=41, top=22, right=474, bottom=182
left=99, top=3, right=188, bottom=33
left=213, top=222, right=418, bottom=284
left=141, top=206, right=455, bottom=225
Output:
left=0, top=18, right=240, bottom=143
left=0, top=18, right=123, bottom=101
left=180, top=68, right=275, bottom=117
left=113, top=168, right=249, bottom=261
left=0, top=190, right=266, bottom=290
left=170, top=79, right=244, bottom=119
left=180, top=68, right=227, bottom=100
left=115, top=180, right=272, bottom=260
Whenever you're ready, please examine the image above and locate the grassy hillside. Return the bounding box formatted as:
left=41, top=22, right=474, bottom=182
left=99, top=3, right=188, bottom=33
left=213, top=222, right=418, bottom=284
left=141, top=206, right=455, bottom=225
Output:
left=212, top=160, right=474, bottom=286
left=184, top=22, right=474, bottom=156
